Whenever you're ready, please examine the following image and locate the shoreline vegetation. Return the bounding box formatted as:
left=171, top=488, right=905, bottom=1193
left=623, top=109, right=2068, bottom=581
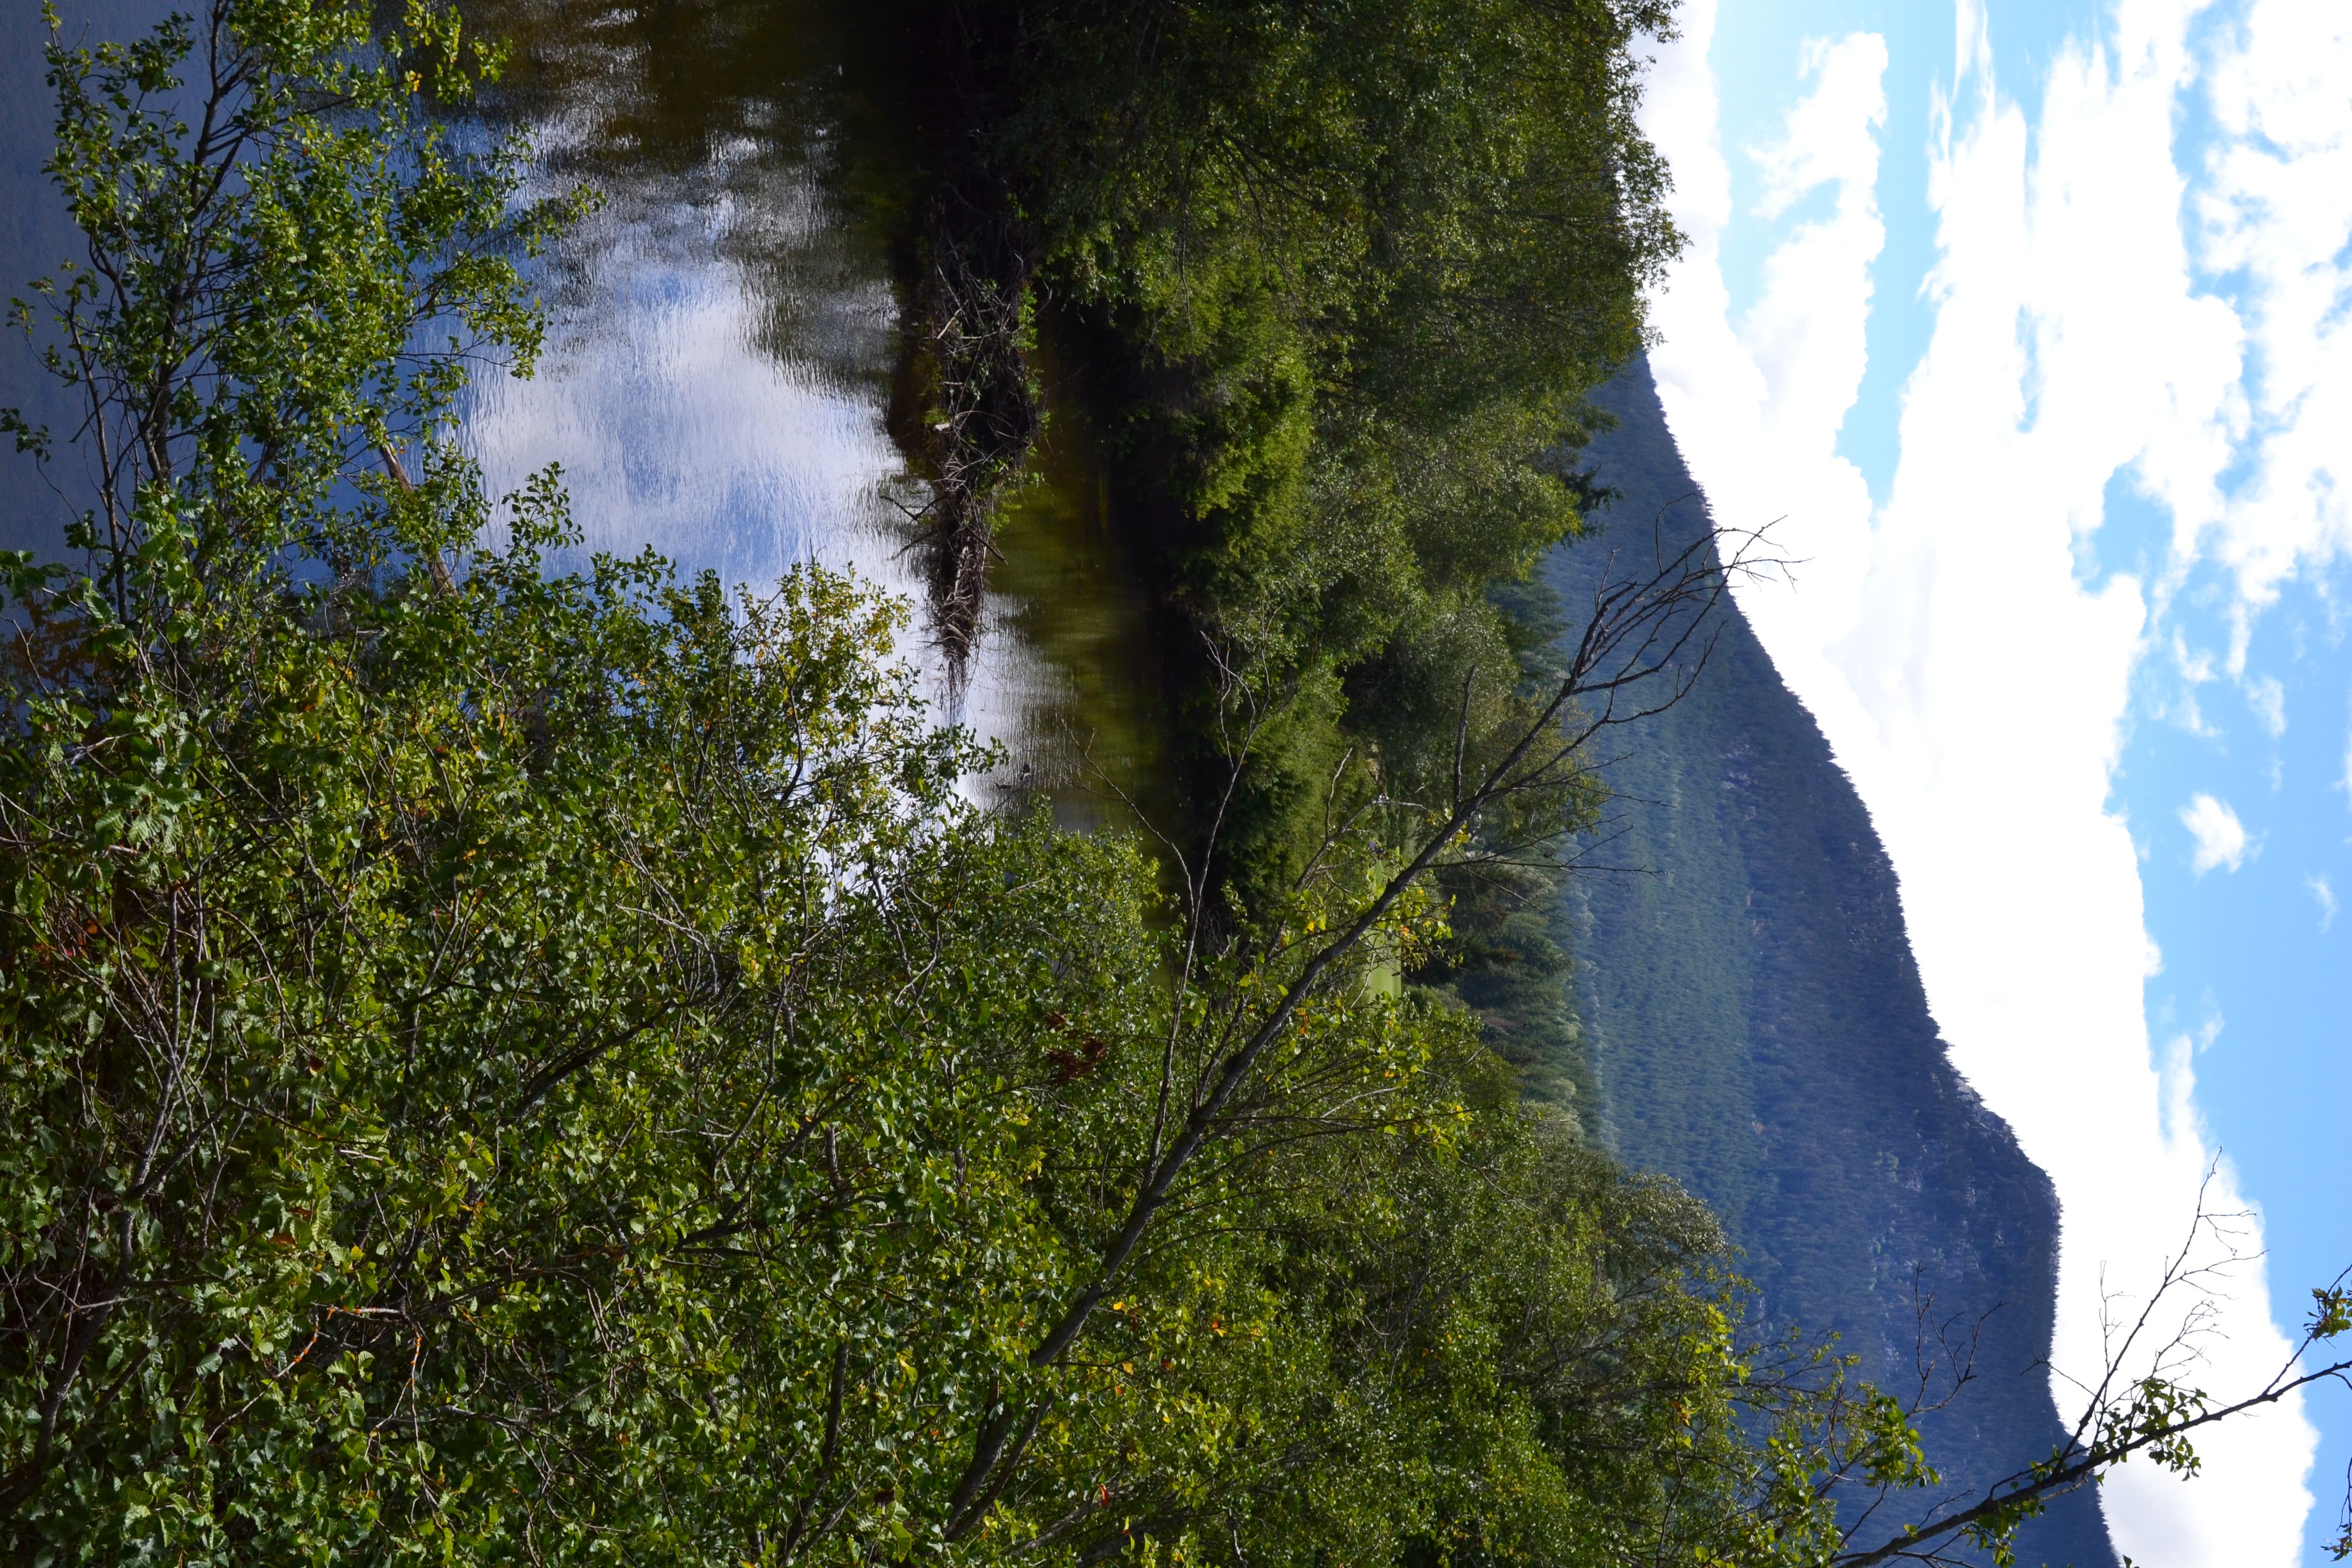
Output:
left=4, top=4, right=2346, bottom=1566
left=893, top=0, right=1670, bottom=1106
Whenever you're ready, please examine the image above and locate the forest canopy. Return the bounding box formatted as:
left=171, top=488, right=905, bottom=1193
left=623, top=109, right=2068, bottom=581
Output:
left=901, top=0, right=1688, bottom=1071
left=0, top=6, right=1902, bottom=1561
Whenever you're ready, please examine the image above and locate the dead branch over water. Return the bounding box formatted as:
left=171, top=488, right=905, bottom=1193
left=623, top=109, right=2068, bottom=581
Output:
left=903, top=233, right=1041, bottom=674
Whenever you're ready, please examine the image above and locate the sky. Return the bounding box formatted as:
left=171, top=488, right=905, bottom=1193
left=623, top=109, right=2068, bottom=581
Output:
left=1634, top=0, right=2351, bottom=1560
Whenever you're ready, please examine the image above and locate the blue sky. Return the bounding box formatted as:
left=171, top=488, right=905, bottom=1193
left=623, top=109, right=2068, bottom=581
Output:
left=1636, top=0, right=2351, bottom=1559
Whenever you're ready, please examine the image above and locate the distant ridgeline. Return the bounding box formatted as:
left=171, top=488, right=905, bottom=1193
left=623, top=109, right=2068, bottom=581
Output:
left=1545, top=361, right=2119, bottom=1567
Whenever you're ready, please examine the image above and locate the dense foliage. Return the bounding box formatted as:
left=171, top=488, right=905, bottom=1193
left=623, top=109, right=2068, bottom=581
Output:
left=880, top=0, right=1688, bottom=1134
left=933, top=0, right=1674, bottom=927
left=0, top=5, right=1936, bottom=1564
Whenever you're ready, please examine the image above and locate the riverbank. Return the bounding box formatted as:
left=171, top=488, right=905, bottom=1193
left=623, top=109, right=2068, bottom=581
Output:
left=870, top=0, right=1681, bottom=1106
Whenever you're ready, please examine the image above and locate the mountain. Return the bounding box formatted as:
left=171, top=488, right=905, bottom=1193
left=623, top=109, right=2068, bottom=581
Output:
left=1542, top=359, right=2118, bottom=1566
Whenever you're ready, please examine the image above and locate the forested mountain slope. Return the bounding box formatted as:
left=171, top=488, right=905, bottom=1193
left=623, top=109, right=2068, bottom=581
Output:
left=1545, top=361, right=2120, bottom=1566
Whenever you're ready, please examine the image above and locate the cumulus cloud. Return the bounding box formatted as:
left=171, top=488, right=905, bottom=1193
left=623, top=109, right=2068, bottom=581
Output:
left=1638, top=0, right=2318, bottom=1558
left=1752, top=36, right=1889, bottom=216
left=2197, top=0, right=2352, bottom=611
left=2311, top=872, right=2340, bottom=931
left=1642, top=13, right=1886, bottom=663
left=2181, top=793, right=2259, bottom=873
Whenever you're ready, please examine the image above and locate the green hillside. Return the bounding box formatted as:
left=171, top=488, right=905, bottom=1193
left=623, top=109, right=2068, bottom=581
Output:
left=1546, top=361, right=2119, bottom=1566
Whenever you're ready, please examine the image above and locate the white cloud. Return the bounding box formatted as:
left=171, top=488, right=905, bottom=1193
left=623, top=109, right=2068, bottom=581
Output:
left=2245, top=673, right=2286, bottom=737
left=2196, top=0, right=2352, bottom=613
left=2311, top=871, right=2340, bottom=930
left=1751, top=35, right=1889, bottom=218
left=2180, top=792, right=2259, bottom=873
left=2164, top=631, right=2224, bottom=737
left=1643, top=16, right=1886, bottom=663
left=2174, top=632, right=2218, bottom=688
left=1638, top=0, right=2318, bottom=1559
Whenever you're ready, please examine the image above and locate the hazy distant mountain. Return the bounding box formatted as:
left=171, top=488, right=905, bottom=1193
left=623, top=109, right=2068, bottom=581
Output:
left=1544, top=360, right=2117, bottom=1566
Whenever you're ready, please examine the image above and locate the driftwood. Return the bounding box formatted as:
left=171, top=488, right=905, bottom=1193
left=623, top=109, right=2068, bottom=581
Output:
left=905, top=232, right=1041, bottom=674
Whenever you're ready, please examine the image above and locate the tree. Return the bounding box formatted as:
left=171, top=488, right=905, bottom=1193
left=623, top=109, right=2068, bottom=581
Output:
left=1827, top=1179, right=2352, bottom=1566
left=0, top=4, right=1159, bottom=1556
left=0, top=7, right=1856, bottom=1564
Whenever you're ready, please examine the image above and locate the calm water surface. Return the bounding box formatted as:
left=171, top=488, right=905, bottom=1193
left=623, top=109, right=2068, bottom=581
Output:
left=464, top=0, right=1168, bottom=826
left=0, top=0, right=1168, bottom=827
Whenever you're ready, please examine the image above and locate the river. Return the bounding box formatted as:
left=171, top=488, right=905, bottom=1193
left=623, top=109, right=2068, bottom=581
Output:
left=462, top=0, right=1171, bottom=829
left=0, top=0, right=1169, bottom=832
